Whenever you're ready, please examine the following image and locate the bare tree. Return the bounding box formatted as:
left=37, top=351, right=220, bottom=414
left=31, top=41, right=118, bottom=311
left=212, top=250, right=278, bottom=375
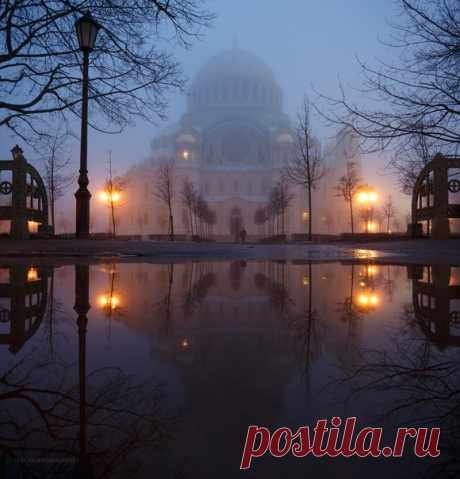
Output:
left=180, top=178, right=197, bottom=236
left=103, top=153, right=124, bottom=237
left=334, top=161, right=362, bottom=234
left=0, top=1, right=213, bottom=142
left=382, top=195, right=396, bottom=233
left=390, top=127, right=438, bottom=194
left=268, top=176, right=294, bottom=236
left=39, top=130, right=74, bottom=233
left=320, top=0, right=460, bottom=162
left=153, top=162, right=176, bottom=241
left=285, top=98, right=326, bottom=240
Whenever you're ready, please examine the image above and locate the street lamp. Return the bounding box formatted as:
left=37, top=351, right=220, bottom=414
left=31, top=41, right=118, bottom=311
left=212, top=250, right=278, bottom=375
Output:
left=74, top=11, right=101, bottom=238
left=357, top=186, right=378, bottom=233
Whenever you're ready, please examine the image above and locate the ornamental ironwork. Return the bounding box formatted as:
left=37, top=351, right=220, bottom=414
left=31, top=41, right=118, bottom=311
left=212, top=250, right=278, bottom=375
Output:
left=0, top=145, right=50, bottom=238
left=411, top=153, right=460, bottom=239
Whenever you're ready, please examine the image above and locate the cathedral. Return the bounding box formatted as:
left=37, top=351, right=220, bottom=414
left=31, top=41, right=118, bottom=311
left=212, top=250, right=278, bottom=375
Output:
left=116, top=48, right=362, bottom=238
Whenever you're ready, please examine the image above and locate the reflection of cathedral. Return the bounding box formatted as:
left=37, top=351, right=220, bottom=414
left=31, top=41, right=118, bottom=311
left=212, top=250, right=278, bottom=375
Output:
left=119, top=48, right=298, bottom=237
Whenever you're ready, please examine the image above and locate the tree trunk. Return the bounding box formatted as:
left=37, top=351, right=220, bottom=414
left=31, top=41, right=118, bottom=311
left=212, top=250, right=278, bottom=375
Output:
left=308, top=185, right=312, bottom=241
left=111, top=200, right=116, bottom=237
left=168, top=201, right=174, bottom=241
left=350, top=198, right=354, bottom=234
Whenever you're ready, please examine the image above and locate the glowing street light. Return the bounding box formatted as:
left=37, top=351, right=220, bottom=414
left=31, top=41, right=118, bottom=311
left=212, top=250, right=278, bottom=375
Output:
left=357, top=186, right=378, bottom=233
left=99, top=190, right=121, bottom=204
left=181, top=149, right=190, bottom=160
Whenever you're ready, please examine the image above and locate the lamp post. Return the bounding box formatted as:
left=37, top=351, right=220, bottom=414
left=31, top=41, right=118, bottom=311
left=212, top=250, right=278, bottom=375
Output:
left=74, top=11, right=100, bottom=238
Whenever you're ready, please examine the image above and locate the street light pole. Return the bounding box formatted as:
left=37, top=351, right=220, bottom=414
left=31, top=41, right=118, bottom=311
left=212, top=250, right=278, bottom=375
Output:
left=74, top=11, right=100, bottom=238
left=76, top=49, right=91, bottom=238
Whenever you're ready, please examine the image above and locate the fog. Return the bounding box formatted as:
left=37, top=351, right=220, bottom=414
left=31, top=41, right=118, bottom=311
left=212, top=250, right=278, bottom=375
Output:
left=0, top=0, right=408, bottom=235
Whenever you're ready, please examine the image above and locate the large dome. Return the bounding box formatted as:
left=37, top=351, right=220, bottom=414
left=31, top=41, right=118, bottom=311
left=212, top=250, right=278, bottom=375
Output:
left=187, top=49, right=282, bottom=113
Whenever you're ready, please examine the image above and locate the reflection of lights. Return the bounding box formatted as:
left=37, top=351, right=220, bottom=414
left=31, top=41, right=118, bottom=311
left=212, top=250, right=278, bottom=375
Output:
left=366, top=221, right=377, bottom=232
left=356, top=292, right=380, bottom=309
left=366, top=265, right=378, bottom=277
left=302, top=211, right=309, bottom=221
left=27, top=267, right=39, bottom=282
left=302, top=276, right=309, bottom=286
left=355, top=249, right=377, bottom=259
left=359, top=281, right=366, bottom=287
left=182, top=150, right=190, bottom=160
left=181, top=338, right=189, bottom=348
left=28, top=221, right=39, bottom=233
left=98, top=294, right=120, bottom=311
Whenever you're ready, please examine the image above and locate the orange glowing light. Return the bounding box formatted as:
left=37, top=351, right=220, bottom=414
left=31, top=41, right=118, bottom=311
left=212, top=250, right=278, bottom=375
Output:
left=28, top=221, right=39, bottom=233
left=302, top=276, right=309, bottom=286
left=357, top=293, right=380, bottom=308
left=98, top=294, right=120, bottom=310
left=181, top=338, right=189, bottom=348
left=302, top=211, right=309, bottom=221
left=27, top=267, right=39, bottom=282
left=99, top=190, right=121, bottom=203
left=366, top=265, right=378, bottom=276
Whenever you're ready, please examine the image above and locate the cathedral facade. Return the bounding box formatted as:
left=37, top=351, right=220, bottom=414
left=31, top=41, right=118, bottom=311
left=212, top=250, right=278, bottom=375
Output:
left=117, top=48, right=361, bottom=238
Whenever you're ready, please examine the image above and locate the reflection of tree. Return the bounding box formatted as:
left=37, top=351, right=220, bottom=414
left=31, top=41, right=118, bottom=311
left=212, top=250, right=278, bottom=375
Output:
left=383, top=265, right=395, bottom=302
left=287, top=263, right=322, bottom=376
left=152, top=263, right=175, bottom=335
left=335, top=311, right=460, bottom=477
left=182, top=264, right=216, bottom=317
left=0, top=264, right=172, bottom=478
left=336, top=264, right=362, bottom=339
left=0, top=353, right=170, bottom=478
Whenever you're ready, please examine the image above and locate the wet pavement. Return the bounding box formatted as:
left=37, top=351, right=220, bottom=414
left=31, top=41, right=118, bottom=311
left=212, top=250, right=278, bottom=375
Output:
left=0, top=259, right=459, bottom=478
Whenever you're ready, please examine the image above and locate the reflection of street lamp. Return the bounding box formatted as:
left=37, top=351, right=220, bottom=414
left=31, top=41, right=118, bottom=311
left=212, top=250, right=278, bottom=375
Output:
left=356, top=291, right=380, bottom=309
left=27, top=267, right=39, bottom=282
left=74, top=11, right=101, bottom=238
left=98, top=293, right=121, bottom=312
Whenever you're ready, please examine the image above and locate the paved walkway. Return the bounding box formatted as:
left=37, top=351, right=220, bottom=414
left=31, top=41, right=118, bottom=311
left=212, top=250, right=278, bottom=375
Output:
left=0, top=238, right=458, bottom=264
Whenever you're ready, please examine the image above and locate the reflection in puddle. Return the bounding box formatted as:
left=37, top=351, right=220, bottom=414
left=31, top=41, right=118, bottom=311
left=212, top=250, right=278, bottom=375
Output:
left=0, top=261, right=459, bottom=478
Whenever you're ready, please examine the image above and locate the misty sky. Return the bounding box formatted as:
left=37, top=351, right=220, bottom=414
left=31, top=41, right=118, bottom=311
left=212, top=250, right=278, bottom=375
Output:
left=0, top=1, right=406, bottom=213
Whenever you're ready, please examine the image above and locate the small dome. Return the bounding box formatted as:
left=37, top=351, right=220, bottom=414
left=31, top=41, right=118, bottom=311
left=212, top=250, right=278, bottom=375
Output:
left=187, top=49, right=282, bottom=113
